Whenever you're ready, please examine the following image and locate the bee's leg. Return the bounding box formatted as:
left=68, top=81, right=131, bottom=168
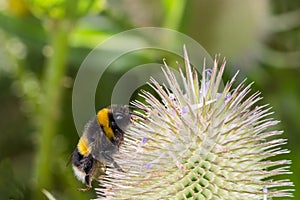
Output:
left=85, top=174, right=92, bottom=187
left=104, top=164, right=107, bottom=172
left=102, top=153, right=125, bottom=172
left=98, top=169, right=106, bottom=180
left=112, top=160, right=125, bottom=172
left=78, top=186, right=91, bottom=192
left=101, top=164, right=107, bottom=174
left=78, top=175, right=92, bottom=191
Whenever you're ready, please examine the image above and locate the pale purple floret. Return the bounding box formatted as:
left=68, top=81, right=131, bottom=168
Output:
left=143, top=163, right=153, bottom=169
left=180, top=106, right=189, bottom=115
left=141, top=137, right=148, bottom=145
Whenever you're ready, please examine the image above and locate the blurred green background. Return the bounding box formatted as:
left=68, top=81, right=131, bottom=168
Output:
left=0, top=0, right=299, bottom=199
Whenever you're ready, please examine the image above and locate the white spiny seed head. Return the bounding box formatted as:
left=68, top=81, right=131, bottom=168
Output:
left=95, top=47, right=294, bottom=199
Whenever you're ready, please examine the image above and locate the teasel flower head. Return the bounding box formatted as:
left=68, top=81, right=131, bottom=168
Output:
left=95, top=47, right=294, bottom=199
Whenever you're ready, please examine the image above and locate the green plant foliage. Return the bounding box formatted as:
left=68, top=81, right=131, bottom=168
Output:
left=27, top=0, right=105, bottom=20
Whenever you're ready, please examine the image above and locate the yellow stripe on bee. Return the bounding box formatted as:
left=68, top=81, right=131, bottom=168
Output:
left=97, top=108, right=115, bottom=140
left=77, top=134, right=91, bottom=156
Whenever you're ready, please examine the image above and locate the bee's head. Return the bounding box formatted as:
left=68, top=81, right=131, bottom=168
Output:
left=109, top=105, right=131, bottom=131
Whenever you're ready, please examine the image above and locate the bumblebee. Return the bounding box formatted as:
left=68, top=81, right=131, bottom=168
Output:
left=71, top=105, right=132, bottom=191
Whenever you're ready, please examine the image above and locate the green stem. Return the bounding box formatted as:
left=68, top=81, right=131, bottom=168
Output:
left=33, top=20, right=71, bottom=200
left=162, top=0, right=187, bottom=30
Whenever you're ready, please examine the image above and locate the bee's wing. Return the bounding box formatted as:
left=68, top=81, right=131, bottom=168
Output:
left=89, top=125, right=105, bottom=162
